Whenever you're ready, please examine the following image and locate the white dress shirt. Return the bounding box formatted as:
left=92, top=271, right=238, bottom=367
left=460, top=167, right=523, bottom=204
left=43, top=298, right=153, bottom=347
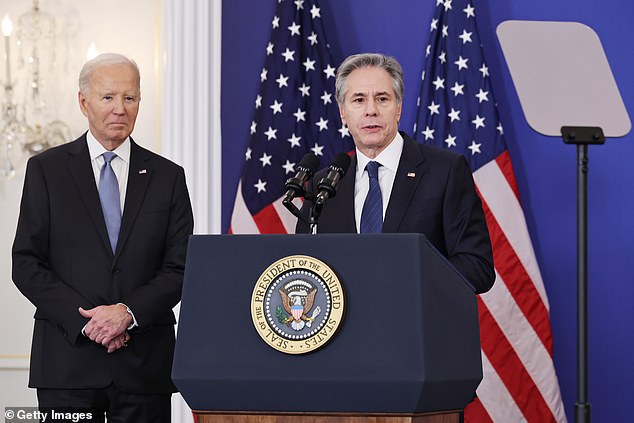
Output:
left=85, top=131, right=137, bottom=330
left=353, top=132, right=404, bottom=233
left=87, top=131, right=130, bottom=212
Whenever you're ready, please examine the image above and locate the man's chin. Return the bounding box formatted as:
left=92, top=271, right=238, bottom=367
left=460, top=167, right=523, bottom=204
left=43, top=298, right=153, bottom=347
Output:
left=108, top=124, right=128, bottom=131
left=358, top=136, right=388, bottom=148
left=96, top=131, right=131, bottom=147
left=106, top=129, right=131, bottom=140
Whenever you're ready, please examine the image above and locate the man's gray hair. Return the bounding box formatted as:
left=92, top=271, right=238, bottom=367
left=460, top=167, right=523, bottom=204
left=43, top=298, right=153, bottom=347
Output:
left=79, top=53, right=140, bottom=95
left=335, top=53, right=404, bottom=105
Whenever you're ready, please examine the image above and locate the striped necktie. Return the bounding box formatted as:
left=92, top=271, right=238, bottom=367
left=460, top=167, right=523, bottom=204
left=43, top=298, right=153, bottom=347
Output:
left=360, top=161, right=383, bottom=234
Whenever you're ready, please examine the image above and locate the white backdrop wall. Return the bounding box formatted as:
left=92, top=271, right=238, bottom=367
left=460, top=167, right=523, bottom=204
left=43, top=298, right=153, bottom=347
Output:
left=0, top=2, right=220, bottom=419
left=0, top=0, right=162, bottom=409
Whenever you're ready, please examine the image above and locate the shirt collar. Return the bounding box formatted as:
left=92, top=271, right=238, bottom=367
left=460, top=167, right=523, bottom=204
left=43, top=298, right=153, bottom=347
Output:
left=86, top=130, right=131, bottom=164
left=355, top=131, right=404, bottom=173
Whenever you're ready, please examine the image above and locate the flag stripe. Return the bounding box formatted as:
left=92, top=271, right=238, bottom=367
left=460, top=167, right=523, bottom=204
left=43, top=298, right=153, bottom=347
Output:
left=464, top=397, right=494, bottom=423
left=230, top=181, right=262, bottom=234
left=229, top=0, right=353, bottom=236
left=475, top=156, right=550, bottom=309
left=414, top=2, right=566, bottom=422
left=472, top=350, right=525, bottom=423
left=478, top=297, right=557, bottom=422
left=481, top=271, right=565, bottom=421
left=476, top=179, right=553, bottom=353
left=476, top=160, right=566, bottom=421
left=253, top=202, right=288, bottom=234
left=495, top=150, right=520, bottom=201
left=272, top=197, right=301, bottom=234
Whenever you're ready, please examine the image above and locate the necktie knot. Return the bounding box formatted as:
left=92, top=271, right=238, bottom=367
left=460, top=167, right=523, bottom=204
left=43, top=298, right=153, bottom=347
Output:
left=365, top=161, right=381, bottom=179
left=102, top=151, right=117, bottom=164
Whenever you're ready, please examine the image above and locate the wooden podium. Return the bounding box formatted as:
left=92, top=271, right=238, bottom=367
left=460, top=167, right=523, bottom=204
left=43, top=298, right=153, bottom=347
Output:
left=193, top=410, right=460, bottom=422
left=173, top=234, right=480, bottom=421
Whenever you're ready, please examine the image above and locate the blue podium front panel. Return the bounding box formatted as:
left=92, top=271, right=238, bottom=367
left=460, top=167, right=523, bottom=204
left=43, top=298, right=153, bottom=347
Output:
left=173, top=234, right=481, bottom=413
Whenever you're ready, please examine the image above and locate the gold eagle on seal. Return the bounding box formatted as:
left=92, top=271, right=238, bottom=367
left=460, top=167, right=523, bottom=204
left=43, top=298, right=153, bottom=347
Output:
left=279, top=286, right=320, bottom=331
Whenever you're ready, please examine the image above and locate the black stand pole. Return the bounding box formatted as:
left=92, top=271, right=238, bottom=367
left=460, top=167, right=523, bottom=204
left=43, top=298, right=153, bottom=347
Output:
left=576, top=142, right=591, bottom=423
left=309, top=207, right=317, bottom=235
left=561, top=126, right=605, bottom=423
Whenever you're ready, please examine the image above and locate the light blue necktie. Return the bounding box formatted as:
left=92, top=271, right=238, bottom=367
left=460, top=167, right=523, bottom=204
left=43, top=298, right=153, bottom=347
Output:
left=99, top=152, right=121, bottom=253
left=360, top=161, right=383, bottom=234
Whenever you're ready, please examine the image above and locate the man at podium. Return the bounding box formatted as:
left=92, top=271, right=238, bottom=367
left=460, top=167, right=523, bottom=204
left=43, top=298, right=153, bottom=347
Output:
left=296, top=53, right=494, bottom=294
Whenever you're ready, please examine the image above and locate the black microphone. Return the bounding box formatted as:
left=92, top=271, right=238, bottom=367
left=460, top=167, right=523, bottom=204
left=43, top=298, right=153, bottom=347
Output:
left=283, top=153, right=320, bottom=203
left=314, top=152, right=351, bottom=206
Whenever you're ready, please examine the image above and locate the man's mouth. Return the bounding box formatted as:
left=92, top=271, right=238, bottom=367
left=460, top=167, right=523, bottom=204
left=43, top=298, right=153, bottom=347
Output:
left=362, top=124, right=382, bottom=131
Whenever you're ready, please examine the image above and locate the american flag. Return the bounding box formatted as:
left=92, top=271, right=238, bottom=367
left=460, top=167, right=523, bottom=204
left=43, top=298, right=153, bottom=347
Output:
left=413, top=1, right=567, bottom=422
left=230, top=0, right=354, bottom=234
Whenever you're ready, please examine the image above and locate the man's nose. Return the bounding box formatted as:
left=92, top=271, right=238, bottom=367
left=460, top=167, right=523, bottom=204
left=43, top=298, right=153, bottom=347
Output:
left=112, top=98, right=125, bottom=114
left=365, top=99, right=378, bottom=115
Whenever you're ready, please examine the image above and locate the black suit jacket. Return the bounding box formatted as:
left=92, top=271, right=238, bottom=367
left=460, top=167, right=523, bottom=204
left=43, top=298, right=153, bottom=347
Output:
left=297, top=133, right=494, bottom=294
left=12, top=133, right=194, bottom=394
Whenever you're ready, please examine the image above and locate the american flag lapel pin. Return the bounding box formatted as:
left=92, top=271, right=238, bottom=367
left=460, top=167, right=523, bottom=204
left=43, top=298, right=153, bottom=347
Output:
left=407, top=172, right=416, bottom=178
left=139, top=169, right=147, bottom=174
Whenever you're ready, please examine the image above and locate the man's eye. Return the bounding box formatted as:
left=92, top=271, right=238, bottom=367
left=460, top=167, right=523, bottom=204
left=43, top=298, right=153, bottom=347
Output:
left=103, top=96, right=112, bottom=100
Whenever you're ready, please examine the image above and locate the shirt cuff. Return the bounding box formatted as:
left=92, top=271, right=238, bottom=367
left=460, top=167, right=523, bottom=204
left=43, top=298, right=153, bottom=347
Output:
left=118, top=303, right=138, bottom=330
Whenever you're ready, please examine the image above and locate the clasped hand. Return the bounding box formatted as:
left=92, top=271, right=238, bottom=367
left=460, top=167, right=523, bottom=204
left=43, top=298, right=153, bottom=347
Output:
left=79, top=304, right=132, bottom=353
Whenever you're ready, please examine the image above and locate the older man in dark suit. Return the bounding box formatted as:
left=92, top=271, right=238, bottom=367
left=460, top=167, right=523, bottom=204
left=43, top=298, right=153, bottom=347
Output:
left=12, top=53, right=193, bottom=422
left=296, top=53, right=494, bottom=294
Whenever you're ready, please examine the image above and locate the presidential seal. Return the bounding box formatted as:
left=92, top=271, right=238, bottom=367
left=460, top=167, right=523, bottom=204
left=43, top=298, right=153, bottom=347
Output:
left=251, top=255, right=345, bottom=354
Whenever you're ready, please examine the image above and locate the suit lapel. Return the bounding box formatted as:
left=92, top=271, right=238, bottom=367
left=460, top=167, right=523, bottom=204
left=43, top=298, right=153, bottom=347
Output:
left=114, top=139, right=151, bottom=260
left=328, top=153, right=357, bottom=233
left=67, top=135, right=113, bottom=254
left=382, top=135, right=426, bottom=233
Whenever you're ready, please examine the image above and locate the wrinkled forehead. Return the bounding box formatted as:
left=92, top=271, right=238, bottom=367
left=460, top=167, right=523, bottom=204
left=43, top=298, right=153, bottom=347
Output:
left=89, top=64, right=140, bottom=92
left=345, top=67, right=396, bottom=98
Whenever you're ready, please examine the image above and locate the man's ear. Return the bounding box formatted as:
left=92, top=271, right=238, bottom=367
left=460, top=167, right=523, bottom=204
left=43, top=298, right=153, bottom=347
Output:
left=78, top=91, right=89, bottom=118
left=339, top=106, right=346, bottom=126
